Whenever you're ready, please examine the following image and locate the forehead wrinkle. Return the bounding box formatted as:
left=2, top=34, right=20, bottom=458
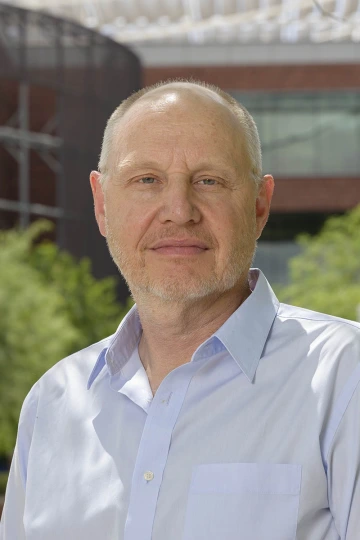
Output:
left=116, top=116, right=240, bottom=157
left=116, top=87, right=240, bottom=136
left=115, top=150, right=188, bottom=176
left=109, top=93, right=249, bottom=178
left=112, top=134, right=245, bottom=180
left=119, top=87, right=240, bottom=137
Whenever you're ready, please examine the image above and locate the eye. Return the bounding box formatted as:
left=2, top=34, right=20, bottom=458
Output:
left=139, top=177, right=156, bottom=184
left=197, top=178, right=218, bottom=186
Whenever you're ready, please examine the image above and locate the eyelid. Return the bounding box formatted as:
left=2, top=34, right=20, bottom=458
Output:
left=137, top=175, right=158, bottom=183
left=196, top=177, right=220, bottom=184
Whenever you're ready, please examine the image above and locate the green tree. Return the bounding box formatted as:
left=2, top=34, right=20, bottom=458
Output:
left=0, top=221, right=131, bottom=458
left=277, top=205, right=360, bottom=321
left=0, top=224, right=78, bottom=456
left=29, top=230, right=132, bottom=353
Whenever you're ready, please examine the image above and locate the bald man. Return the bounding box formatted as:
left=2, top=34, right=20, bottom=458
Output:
left=1, top=81, right=360, bottom=540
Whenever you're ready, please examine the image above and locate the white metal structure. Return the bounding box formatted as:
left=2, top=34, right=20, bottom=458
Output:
left=9, top=0, right=360, bottom=45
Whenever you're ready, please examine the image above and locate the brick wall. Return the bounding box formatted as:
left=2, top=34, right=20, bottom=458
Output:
left=272, top=177, right=360, bottom=212
left=144, top=64, right=360, bottom=91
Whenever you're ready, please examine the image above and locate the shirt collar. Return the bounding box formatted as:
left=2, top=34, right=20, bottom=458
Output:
left=213, top=269, right=279, bottom=382
left=87, top=269, right=279, bottom=389
left=87, top=306, right=141, bottom=390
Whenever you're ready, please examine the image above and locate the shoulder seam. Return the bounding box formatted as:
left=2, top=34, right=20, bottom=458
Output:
left=63, top=334, right=114, bottom=361
left=276, top=313, right=360, bottom=331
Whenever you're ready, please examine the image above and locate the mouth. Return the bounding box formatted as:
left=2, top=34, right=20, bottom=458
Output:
left=151, top=246, right=207, bottom=256
left=149, top=239, right=209, bottom=256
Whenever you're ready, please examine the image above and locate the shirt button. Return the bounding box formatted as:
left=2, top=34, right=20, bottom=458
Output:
left=144, top=471, right=154, bottom=481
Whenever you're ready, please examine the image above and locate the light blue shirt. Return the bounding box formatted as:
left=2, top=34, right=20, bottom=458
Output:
left=1, top=269, right=360, bottom=539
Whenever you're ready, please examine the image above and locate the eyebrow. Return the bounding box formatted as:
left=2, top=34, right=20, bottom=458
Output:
left=115, top=160, right=160, bottom=174
left=192, top=162, right=238, bottom=179
left=115, top=159, right=238, bottom=178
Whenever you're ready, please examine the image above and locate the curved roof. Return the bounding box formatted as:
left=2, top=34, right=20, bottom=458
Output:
left=8, top=0, right=360, bottom=44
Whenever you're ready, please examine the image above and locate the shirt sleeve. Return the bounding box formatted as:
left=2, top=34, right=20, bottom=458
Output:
left=325, top=363, right=360, bottom=539
left=0, top=382, right=40, bottom=540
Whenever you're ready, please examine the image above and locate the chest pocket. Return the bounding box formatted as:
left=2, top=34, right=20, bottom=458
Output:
left=182, top=462, right=301, bottom=540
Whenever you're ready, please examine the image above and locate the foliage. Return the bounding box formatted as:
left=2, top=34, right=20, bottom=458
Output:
left=29, top=231, right=132, bottom=352
left=276, top=205, right=360, bottom=321
left=0, top=471, right=8, bottom=495
left=0, top=221, right=131, bottom=457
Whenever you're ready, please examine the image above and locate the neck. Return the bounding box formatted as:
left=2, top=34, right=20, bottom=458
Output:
left=135, top=277, right=251, bottom=394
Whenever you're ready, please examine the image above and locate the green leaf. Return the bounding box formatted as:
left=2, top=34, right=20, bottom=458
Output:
left=276, top=205, right=360, bottom=321
left=0, top=222, right=132, bottom=458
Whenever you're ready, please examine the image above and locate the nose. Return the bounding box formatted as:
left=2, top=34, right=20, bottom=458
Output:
left=157, top=178, right=201, bottom=225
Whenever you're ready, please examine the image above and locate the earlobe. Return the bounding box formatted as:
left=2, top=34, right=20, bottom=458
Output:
left=255, top=174, right=274, bottom=239
left=89, top=171, right=106, bottom=237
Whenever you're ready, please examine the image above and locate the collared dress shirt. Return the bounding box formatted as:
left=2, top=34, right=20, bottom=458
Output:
left=1, top=269, right=360, bottom=539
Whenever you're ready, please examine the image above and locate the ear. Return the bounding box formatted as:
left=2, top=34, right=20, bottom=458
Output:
left=90, top=171, right=106, bottom=237
left=255, top=174, right=274, bottom=240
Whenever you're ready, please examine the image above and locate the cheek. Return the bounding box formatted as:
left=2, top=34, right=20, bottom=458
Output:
left=204, top=211, right=238, bottom=257
left=210, top=202, right=256, bottom=250
left=105, top=196, right=155, bottom=244
left=209, top=201, right=245, bottom=235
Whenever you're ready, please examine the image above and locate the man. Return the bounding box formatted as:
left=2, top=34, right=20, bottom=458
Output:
left=1, top=80, right=360, bottom=539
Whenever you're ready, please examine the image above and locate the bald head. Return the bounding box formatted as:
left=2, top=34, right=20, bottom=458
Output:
left=98, top=80, right=262, bottom=187
left=124, top=82, right=231, bottom=112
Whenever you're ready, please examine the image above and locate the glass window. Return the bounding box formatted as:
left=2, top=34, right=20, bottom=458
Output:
left=230, top=91, right=360, bottom=178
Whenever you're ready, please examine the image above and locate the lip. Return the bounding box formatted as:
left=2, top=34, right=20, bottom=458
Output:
left=150, top=238, right=209, bottom=250
left=151, top=246, right=206, bottom=256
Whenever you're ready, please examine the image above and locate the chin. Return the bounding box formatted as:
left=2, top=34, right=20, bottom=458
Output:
left=116, top=252, right=254, bottom=303
left=130, top=273, right=241, bottom=303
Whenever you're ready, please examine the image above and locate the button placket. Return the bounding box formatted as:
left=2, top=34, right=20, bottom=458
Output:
left=124, top=363, right=205, bottom=540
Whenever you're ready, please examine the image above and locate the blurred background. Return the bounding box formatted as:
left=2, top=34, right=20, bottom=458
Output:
left=0, top=0, right=360, bottom=510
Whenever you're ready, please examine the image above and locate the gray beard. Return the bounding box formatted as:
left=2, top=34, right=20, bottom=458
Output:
left=105, top=225, right=257, bottom=304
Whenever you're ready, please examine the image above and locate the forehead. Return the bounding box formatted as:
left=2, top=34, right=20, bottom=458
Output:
left=111, top=87, right=246, bottom=165
left=121, top=85, right=239, bottom=131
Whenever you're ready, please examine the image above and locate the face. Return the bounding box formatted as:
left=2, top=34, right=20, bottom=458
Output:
left=91, top=88, right=273, bottom=304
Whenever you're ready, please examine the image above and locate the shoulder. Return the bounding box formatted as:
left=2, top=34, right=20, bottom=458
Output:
left=275, top=302, right=360, bottom=342
left=271, top=303, right=360, bottom=381
left=12, top=336, right=114, bottom=490
left=271, top=303, right=360, bottom=402
left=39, top=335, right=113, bottom=387
left=19, top=335, right=113, bottom=424
left=277, top=302, right=360, bottom=327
